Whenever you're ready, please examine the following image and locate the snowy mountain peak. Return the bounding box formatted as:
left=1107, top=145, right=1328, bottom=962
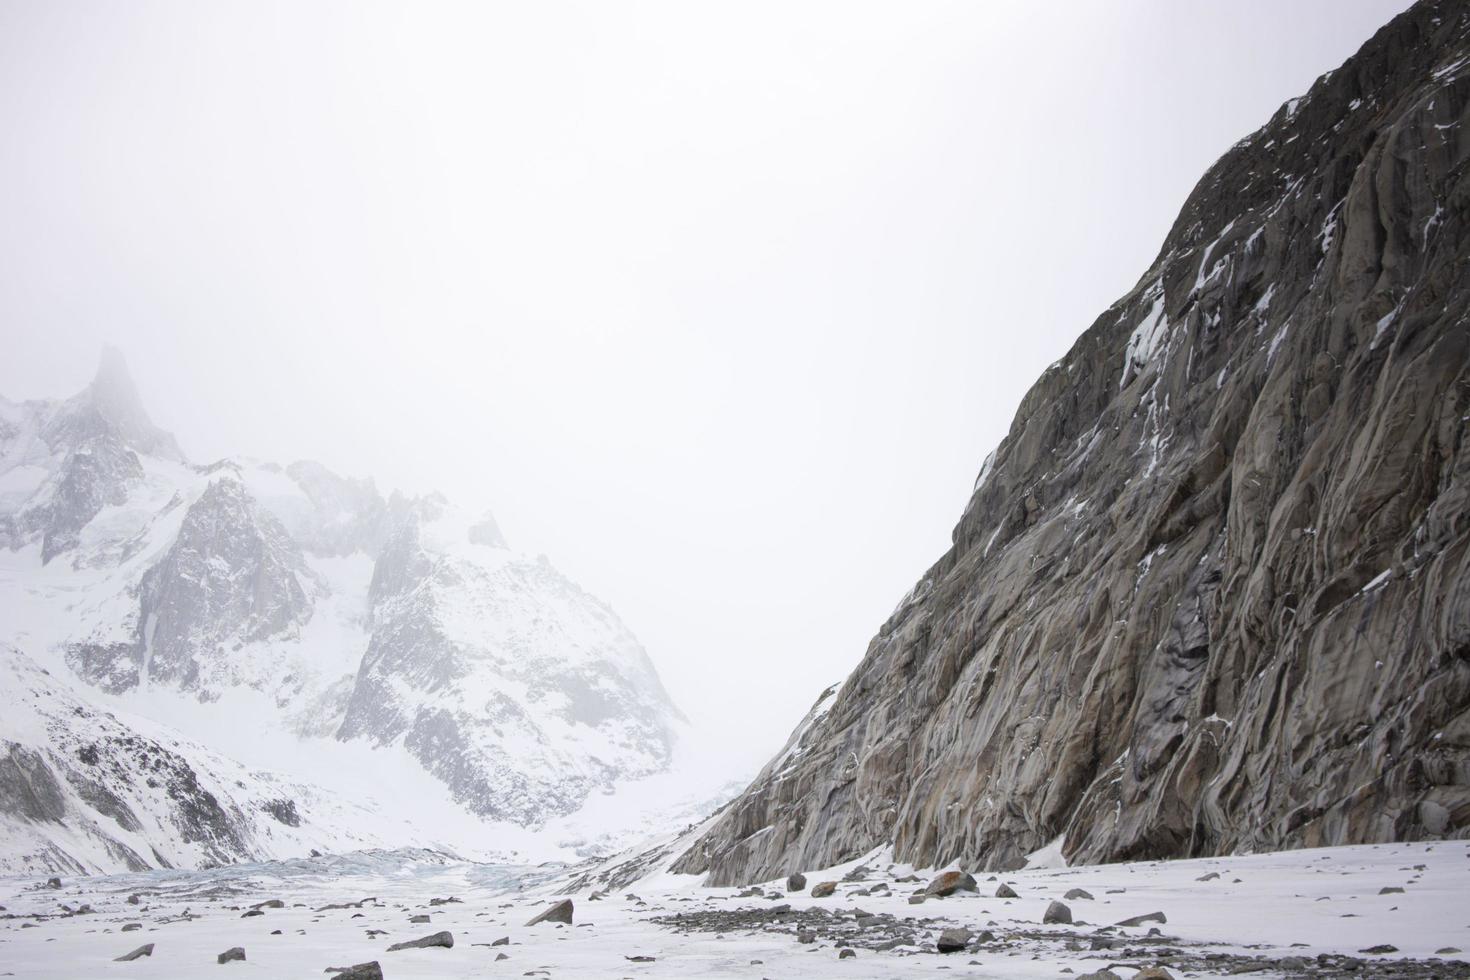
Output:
left=1, top=350, right=685, bottom=871
left=57, top=346, right=186, bottom=464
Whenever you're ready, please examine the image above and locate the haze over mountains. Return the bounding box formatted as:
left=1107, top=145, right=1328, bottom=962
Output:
left=0, top=350, right=691, bottom=873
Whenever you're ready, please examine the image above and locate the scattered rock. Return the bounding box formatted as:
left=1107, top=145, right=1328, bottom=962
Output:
left=525, top=899, right=574, bottom=926
left=386, top=930, right=454, bottom=951
left=428, top=896, right=460, bottom=906
left=1076, top=972, right=1122, bottom=980
left=1116, top=911, right=1167, bottom=927
left=127, top=894, right=141, bottom=905
left=410, top=914, right=431, bottom=923
left=1196, top=872, right=1220, bottom=881
left=925, top=871, right=978, bottom=897
left=1134, top=968, right=1175, bottom=979
left=44, top=877, right=62, bottom=889
left=810, top=882, right=838, bottom=898
left=626, top=955, right=656, bottom=962
left=252, top=899, right=285, bottom=910
left=1064, top=888, right=1094, bottom=901
left=1438, top=947, right=1463, bottom=955
left=907, top=895, right=926, bottom=905
left=1379, top=886, right=1405, bottom=895
left=324, top=964, right=383, bottom=979
left=1043, top=900, right=1072, bottom=924
left=995, top=883, right=1018, bottom=899
left=217, top=947, right=246, bottom=964
left=495, top=952, right=509, bottom=961
left=838, top=947, right=857, bottom=959
left=491, top=936, right=510, bottom=946
left=122, top=922, right=142, bottom=932
left=937, top=927, right=973, bottom=953
left=241, top=909, right=265, bottom=918
left=1359, top=944, right=1399, bottom=954
left=115, top=944, right=154, bottom=962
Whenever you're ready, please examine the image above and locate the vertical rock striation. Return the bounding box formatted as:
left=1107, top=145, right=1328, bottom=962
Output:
left=674, top=0, right=1470, bottom=884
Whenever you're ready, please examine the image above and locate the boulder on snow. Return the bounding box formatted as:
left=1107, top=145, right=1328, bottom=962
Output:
left=386, top=930, right=453, bottom=951
left=786, top=873, right=807, bottom=892
left=1043, top=900, right=1072, bottom=924
left=810, top=881, right=837, bottom=898
left=217, top=947, right=246, bottom=964
left=936, top=927, right=972, bottom=953
left=115, top=943, right=154, bottom=962
left=525, top=899, right=573, bottom=926
left=924, top=871, right=977, bottom=897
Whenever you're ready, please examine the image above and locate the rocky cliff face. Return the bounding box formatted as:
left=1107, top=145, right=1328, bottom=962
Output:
left=674, top=0, right=1470, bottom=885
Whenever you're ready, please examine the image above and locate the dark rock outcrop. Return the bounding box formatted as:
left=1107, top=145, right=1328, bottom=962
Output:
left=672, top=0, right=1470, bottom=885
left=525, top=899, right=574, bottom=926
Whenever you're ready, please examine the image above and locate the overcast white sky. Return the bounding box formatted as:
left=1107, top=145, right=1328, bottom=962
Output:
left=0, top=0, right=1414, bottom=768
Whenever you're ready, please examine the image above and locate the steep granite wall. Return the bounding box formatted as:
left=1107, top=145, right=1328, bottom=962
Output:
left=675, top=0, right=1470, bottom=884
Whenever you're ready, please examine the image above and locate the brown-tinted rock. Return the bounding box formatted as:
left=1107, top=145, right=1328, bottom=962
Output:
left=924, top=871, right=977, bottom=897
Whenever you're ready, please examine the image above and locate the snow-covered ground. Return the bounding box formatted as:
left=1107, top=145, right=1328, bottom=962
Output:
left=2, top=840, right=1466, bottom=978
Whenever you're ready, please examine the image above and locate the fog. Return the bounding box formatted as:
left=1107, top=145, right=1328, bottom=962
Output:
left=0, top=0, right=1413, bottom=768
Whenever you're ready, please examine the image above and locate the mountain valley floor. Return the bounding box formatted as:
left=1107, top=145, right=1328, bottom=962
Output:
left=1, top=840, right=1466, bottom=978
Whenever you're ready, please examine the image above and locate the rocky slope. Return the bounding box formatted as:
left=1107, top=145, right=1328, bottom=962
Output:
left=0, top=351, right=682, bottom=870
left=674, top=0, right=1470, bottom=885
left=0, top=646, right=399, bottom=876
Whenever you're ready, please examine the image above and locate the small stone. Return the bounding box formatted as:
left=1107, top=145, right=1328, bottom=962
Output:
left=1196, top=872, right=1220, bottom=881
left=241, top=909, right=265, bottom=918
left=1043, top=900, right=1072, bottom=924
left=1378, top=886, right=1405, bottom=895
left=838, top=947, right=857, bottom=959
left=1437, top=946, right=1463, bottom=955
left=995, top=883, right=1018, bottom=899
left=810, top=881, right=838, bottom=898
left=115, top=944, right=155, bottom=962
left=127, top=894, right=141, bottom=905
left=1359, top=944, right=1399, bottom=954
left=1076, top=972, right=1122, bottom=980
left=525, top=899, right=574, bottom=926
left=386, top=930, right=454, bottom=951
left=1133, top=968, right=1175, bottom=979
left=217, top=947, right=246, bottom=964
left=908, top=895, right=926, bottom=905
left=491, top=936, right=510, bottom=946
left=410, top=914, right=431, bottom=923
left=252, top=899, right=285, bottom=910
left=1064, top=888, right=1094, bottom=901
left=937, top=927, right=973, bottom=953
left=625, top=955, right=655, bottom=962
left=44, top=877, right=62, bottom=889
left=787, top=873, right=807, bottom=891
left=122, top=922, right=142, bottom=932
left=495, top=952, right=509, bottom=961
